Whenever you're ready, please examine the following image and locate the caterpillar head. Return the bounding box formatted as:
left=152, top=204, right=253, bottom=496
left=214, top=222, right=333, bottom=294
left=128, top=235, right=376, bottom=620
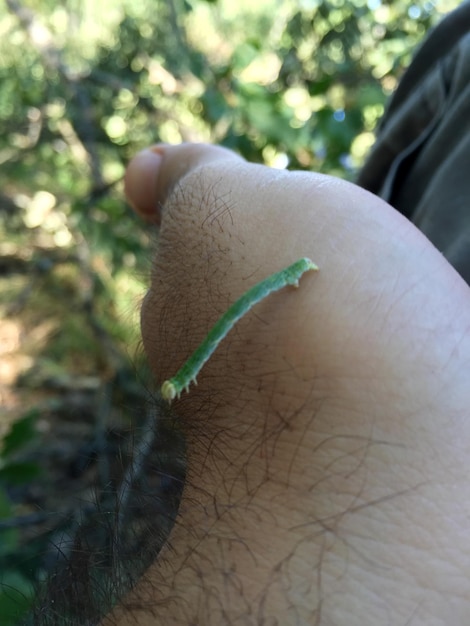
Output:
left=161, top=380, right=177, bottom=403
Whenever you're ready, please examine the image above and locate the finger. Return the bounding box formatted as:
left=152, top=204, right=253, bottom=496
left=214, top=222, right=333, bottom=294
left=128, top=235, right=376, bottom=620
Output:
left=124, top=143, right=243, bottom=224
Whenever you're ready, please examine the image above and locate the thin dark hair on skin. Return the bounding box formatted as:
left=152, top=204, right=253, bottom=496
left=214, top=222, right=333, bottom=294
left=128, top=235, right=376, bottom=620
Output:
left=23, top=392, right=186, bottom=626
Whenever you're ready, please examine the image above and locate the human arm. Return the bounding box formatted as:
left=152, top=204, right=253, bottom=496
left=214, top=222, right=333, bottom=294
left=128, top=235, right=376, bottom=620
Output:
left=104, top=142, right=470, bottom=625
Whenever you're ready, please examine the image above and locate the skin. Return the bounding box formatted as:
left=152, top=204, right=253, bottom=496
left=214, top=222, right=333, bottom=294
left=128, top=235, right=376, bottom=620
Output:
left=103, top=142, right=470, bottom=625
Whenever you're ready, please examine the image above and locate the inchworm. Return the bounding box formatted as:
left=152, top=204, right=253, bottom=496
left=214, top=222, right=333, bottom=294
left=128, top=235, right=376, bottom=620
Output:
left=161, top=257, right=318, bottom=402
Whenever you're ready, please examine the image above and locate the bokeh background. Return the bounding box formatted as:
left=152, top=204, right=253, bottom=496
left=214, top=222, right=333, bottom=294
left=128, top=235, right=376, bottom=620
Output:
left=0, top=0, right=459, bottom=623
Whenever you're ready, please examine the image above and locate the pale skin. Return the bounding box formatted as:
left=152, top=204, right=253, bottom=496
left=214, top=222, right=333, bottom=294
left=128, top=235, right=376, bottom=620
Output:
left=103, top=142, right=470, bottom=625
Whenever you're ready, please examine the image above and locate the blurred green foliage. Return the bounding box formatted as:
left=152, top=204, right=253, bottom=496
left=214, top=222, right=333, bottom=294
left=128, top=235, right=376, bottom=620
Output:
left=0, top=411, right=41, bottom=625
left=0, top=0, right=459, bottom=622
left=0, top=0, right=457, bottom=272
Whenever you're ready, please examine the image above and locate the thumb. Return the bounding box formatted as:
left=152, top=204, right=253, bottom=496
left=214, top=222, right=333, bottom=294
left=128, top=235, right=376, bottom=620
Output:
left=124, top=143, right=243, bottom=224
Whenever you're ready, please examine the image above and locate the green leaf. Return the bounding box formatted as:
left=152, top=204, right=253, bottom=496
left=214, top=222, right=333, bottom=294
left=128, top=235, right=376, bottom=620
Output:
left=0, top=462, right=42, bottom=485
left=0, top=488, right=13, bottom=519
left=1, top=410, right=39, bottom=459
left=0, top=571, right=35, bottom=625
left=0, top=489, right=17, bottom=556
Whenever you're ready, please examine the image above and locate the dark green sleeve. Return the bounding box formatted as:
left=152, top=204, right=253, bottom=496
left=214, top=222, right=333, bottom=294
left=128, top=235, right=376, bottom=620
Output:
left=357, top=1, right=470, bottom=284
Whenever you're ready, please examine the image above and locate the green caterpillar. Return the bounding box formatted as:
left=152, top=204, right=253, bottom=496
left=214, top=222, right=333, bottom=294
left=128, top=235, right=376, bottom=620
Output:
left=161, top=257, right=318, bottom=402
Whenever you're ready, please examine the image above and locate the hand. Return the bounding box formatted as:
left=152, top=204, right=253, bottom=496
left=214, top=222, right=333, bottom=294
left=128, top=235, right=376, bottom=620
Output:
left=106, top=142, right=470, bottom=625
